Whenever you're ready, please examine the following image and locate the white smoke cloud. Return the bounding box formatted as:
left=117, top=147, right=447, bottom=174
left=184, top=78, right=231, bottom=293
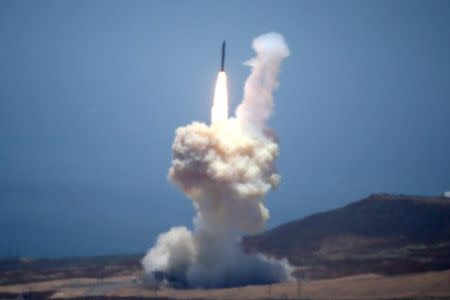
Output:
left=236, top=32, right=290, bottom=132
left=142, top=32, right=292, bottom=288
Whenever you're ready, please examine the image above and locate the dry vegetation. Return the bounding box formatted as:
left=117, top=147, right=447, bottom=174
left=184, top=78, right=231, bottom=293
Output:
left=0, top=270, right=450, bottom=300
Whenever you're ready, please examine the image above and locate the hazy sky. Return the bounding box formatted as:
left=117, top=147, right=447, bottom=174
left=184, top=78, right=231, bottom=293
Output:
left=1, top=0, right=449, bottom=258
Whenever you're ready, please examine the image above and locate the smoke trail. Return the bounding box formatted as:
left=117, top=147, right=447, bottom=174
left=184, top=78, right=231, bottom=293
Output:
left=236, top=32, right=290, bottom=132
left=142, top=32, right=292, bottom=288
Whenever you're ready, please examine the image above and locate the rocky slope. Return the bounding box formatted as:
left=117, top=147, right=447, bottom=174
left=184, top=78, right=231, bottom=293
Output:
left=244, top=193, right=450, bottom=278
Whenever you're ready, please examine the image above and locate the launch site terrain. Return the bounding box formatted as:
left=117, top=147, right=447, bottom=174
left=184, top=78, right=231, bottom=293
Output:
left=1, top=193, right=450, bottom=300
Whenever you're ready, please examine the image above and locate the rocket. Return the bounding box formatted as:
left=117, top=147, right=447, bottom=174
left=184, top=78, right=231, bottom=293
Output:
left=220, top=41, right=226, bottom=71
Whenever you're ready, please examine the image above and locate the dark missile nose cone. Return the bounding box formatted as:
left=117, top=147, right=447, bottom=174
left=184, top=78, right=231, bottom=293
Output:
left=221, top=41, right=226, bottom=71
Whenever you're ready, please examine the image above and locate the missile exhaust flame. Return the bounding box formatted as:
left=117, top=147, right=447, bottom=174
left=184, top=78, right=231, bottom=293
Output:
left=211, top=71, right=229, bottom=124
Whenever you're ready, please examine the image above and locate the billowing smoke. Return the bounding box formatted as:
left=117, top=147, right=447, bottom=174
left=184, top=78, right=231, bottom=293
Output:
left=142, top=32, right=292, bottom=288
left=236, top=32, right=290, bottom=132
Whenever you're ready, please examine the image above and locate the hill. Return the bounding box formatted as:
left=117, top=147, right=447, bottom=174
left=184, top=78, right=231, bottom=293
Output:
left=244, top=193, right=450, bottom=278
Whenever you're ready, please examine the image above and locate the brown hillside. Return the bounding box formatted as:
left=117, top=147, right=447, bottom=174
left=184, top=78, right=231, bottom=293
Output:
left=244, top=193, right=450, bottom=278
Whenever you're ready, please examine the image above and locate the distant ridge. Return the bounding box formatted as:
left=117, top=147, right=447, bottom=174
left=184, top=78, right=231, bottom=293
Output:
left=0, top=254, right=142, bottom=285
left=244, top=193, right=450, bottom=278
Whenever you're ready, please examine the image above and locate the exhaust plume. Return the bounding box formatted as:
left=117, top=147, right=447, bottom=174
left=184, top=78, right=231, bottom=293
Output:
left=211, top=71, right=229, bottom=124
left=142, top=32, right=292, bottom=288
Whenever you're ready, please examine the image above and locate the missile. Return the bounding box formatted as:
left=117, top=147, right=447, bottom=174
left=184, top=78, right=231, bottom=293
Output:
left=220, top=40, right=225, bottom=71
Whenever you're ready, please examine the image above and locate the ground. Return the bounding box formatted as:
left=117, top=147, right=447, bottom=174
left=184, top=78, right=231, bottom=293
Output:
left=1, top=269, right=450, bottom=300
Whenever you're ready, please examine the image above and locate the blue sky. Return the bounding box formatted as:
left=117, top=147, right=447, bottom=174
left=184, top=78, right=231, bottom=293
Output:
left=1, top=0, right=449, bottom=258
